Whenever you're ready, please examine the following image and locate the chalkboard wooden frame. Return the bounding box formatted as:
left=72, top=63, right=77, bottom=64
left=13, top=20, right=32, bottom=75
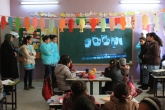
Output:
left=58, top=28, right=134, bottom=65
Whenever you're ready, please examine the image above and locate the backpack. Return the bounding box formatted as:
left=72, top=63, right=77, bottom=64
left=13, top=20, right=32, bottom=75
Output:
left=123, top=74, right=137, bottom=97
left=42, top=76, right=53, bottom=101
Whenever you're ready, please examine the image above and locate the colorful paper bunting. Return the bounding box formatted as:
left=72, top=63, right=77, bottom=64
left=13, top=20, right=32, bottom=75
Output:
left=100, top=18, right=106, bottom=32
left=59, top=18, right=66, bottom=32
left=109, top=17, right=115, bottom=31
left=15, top=17, right=21, bottom=31
left=49, top=19, right=55, bottom=33
left=24, top=17, right=30, bottom=31
left=120, top=16, right=126, bottom=30
left=8, top=17, right=13, bottom=30
left=32, top=18, right=38, bottom=30
left=68, top=18, right=74, bottom=32
left=106, top=18, right=109, bottom=24
left=142, top=14, right=149, bottom=29
left=1, top=16, right=7, bottom=29
left=39, top=18, right=45, bottom=32
left=153, top=14, right=159, bottom=31
left=131, top=15, right=136, bottom=29
left=90, top=18, right=97, bottom=32
left=115, top=18, right=120, bottom=25
left=79, top=18, right=85, bottom=32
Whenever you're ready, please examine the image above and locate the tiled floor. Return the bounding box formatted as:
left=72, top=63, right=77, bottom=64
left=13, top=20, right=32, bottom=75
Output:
left=5, top=81, right=165, bottom=110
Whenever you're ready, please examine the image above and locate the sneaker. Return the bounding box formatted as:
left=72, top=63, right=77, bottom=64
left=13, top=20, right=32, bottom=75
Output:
left=24, top=87, right=29, bottom=90
left=138, top=85, right=143, bottom=88
left=29, top=86, right=35, bottom=89
left=146, top=89, right=154, bottom=94
left=137, top=81, right=142, bottom=85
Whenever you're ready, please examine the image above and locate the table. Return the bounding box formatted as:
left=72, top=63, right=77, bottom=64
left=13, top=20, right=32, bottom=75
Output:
left=152, top=74, right=165, bottom=98
left=3, top=79, right=20, bottom=110
left=49, top=95, right=139, bottom=110
left=66, top=74, right=112, bottom=95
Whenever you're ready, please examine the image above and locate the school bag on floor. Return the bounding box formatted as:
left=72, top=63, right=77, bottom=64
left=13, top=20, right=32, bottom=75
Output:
left=42, top=75, right=53, bottom=101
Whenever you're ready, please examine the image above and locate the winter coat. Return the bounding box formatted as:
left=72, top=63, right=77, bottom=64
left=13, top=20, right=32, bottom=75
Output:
left=139, top=42, right=148, bottom=64
left=54, top=64, right=76, bottom=91
left=144, top=41, right=161, bottom=65
left=50, top=42, right=60, bottom=65
left=0, top=40, right=19, bottom=79
left=103, top=95, right=139, bottom=110
left=40, top=42, right=54, bottom=65
left=19, top=44, right=36, bottom=70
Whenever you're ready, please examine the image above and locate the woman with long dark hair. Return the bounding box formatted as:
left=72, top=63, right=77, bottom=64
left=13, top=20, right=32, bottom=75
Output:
left=143, top=32, right=163, bottom=94
left=19, top=36, right=36, bottom=90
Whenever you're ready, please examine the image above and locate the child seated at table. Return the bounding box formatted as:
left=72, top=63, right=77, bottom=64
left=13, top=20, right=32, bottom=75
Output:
left=61, top=81, right=100, bottom=110
left=119, top=58, right=137, bottom=97
left=58, top=55, right=76, bottom=72
left=103, top=82, right=139, bottom=110
left=102, top=59, right=122, bottom=94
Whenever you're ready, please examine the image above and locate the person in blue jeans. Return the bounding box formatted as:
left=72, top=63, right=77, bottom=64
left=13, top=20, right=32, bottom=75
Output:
left=19, top=36, right=36, bottom=90
left=40, top=35, right=54, bottom=79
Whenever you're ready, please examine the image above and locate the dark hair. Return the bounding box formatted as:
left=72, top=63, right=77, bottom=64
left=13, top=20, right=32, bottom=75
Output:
left=22, top=36, right=32, bottom=45
left=146, top=33, right=150, bottom=37
left=109, top=59, right=119, bottom=70
left=72, top=95, right=94, bottom=110
left=49, top=34, right=57, bottom=40
left=71, top=81, right=87, bottom=97
left=114, top=82, right=129, bottom=103
left=149, top=32, right=163, bottom=47
left=62, top=57, right=71, bottom=66
left=139, top=37, right=146, bottom=41
left=42, top=35, right=50, bottom=42
left=58, top=55, right=69, bottom=64
left=140, top=96, right=163, bottom=110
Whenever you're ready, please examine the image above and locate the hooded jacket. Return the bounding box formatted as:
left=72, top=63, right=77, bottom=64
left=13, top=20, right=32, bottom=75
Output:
left=54, top=64, right=76, bottom=91
left=103, top=95, right=139, bottom=110
left=50, top=42, right=60, bottom=65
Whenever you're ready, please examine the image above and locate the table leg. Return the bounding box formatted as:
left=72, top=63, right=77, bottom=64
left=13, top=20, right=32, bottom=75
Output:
left=12, top=86, right=14, bottom=110
left=90, top=82, right=93, bottom=95
left=15, top=85, right=17, bottom=109
left=99, top=82, right=102, bottom=95
left=163, top=79, right=164, bottom=96
left=153, top=78, right=156, bottom=97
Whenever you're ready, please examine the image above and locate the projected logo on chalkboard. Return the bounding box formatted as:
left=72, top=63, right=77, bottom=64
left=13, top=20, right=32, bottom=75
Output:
left=83, top=34, right=125, bottom=60
left=84, top=35, right=123, bottom=48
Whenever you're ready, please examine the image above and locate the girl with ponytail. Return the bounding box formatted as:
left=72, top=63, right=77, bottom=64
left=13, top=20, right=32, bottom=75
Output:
left=144, top=32, right=163, bottom=94
left=103, top=82, right=139, bottom=110
left=19, top=36, right=36, bottom=90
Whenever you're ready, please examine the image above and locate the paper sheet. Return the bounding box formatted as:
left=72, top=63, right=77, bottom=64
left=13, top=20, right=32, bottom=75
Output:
left=2, top=79, right=14, bottom=85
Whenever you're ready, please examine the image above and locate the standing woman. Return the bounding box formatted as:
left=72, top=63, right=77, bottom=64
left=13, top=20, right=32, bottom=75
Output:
left=19, top=36, right=36, bottom=90
left=0, top=34, right=19, bottom=94
left=143, top=32, right=163, bottom=94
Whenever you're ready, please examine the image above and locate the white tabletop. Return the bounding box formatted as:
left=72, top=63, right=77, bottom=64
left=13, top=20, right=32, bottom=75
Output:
left=151, top=74, right=165, bottom=79
left=49, top=95, right=139, bottom=106
left=66, top=77, right=89, bottom=81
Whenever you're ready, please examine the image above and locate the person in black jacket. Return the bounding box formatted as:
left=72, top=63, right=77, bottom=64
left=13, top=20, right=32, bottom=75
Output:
left=102, top=59, right=122, bottom=94
left=0, top=34, right=19, bottom=94
left=138, top=36, right=149, bottom=90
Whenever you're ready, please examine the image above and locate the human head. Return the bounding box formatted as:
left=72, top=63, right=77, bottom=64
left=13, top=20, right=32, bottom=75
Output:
left=42, top=35, right=50, bottom=44
left=5, top=34, right=15, bottom=42
left=147, top=32, right=163, bottom=46
left=62, top=57, right=71, bottom=67
left=113, top=82, right=129, bottom=103
left=71, top=81, right=87, bottom=97
left=139, top=37, right=146, bottom=45
left=72, top=95, right=94, bottom=110
left=49, top=34, right=58, bottom=43
left=109, top=59, right=119, bottom=69
left=139, top=96, right=163, bottom=110
left=119, top=58, right=126, bottom=66
left=59, top=55, right=69, bottom=64
left=22, top=36, right=33, bottom=45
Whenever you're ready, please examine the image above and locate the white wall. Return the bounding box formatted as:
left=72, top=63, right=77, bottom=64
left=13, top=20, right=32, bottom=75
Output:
left=0, top=0, right=10, bottom=16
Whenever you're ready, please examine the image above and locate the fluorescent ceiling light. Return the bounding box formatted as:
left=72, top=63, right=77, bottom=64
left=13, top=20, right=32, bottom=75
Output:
left=21, top=2, right=59, bottom=5
left=120, top=0, right=160, bottom=4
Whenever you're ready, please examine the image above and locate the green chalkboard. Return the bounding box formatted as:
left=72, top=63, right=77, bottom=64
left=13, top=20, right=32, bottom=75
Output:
left=59, top=28, right=133, bottom=65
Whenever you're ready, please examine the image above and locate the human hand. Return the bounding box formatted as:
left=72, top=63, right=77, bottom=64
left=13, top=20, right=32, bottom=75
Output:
left=14, top=52, right=17, bottom=57
left=29, top=52, right=33, bottom=56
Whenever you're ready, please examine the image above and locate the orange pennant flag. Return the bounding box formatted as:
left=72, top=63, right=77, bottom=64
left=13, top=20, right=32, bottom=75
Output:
left=24, top=17, right=30, bottom=31
left=33, top=18, right=38, bottom=30
left=1, top=16, right=7, bottom=29
left=40, top=18, right=45, bottom=32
